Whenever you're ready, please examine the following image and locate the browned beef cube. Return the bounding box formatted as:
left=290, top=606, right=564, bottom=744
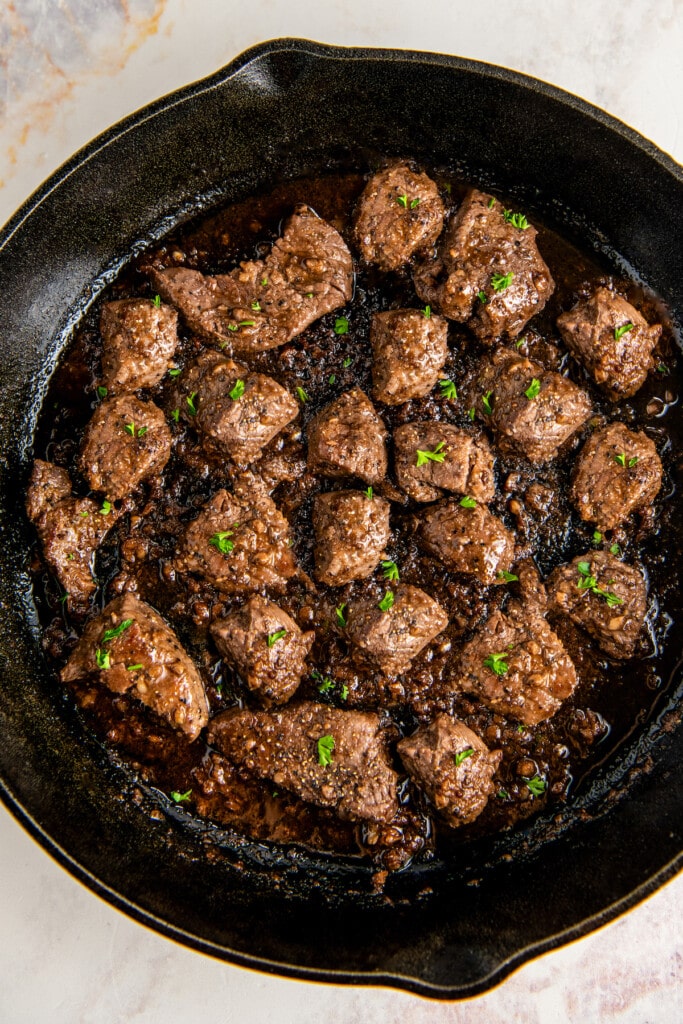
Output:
left=547, top=551, right=647, bottom=660
left=557, top=287, right=661, bottom=400
left=100, top=298, right=179, bottom=393
left=347, top=583, right=448, bottom=676
left=353, top=163, right=445, bottom=271
left=571, top=422, right=662, bottom=529
left=207, top=702, right=399, bottom=824
left=475, top=348, right=592, bottom=462
left=175, top=487, right=296, bottom=594
left=26, top=460, right=118, bottom=610
left=394, top=421, right=495, bottom=503
left=79, top=394, right=172, bottom=500
left=312, top=489, right=391, bottom=586
left=306, top=388, right=388, bottom=484
left=150, top=205, right=353, bottom=354
left=61, top=592, right=209, bottom=740
left=456, top=607, right=577, bottom=725
left=211, top=596, right=314, bottom=705
left=397, top=715, right=502, bottom=827
left=371, top=308, right=449, bottom=405
left=414, top=189, right=554, bottom=342
left=419, top=499, right=516, bottom=585
left=188, top=353, right=298, bottom=462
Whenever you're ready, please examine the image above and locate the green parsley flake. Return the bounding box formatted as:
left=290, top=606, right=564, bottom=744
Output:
left=410, top=197, right=420, bottom=209
left=335, top=603, right=347, bottom=628
left=78, top=510, right=89, bottom=517
left=526, top=776, right=547, bottom=797
left=171, top=408, right=180, bottom=423
left=614, top=452, right=627, bottom=467
left=454, top=747, right=474, bottom=767
left=296, top=386, right=308, bottom=403
left=614, top=322, right=634, bottom=341
left=267, top=628, right=287, bottom=648
left=317, top=735, right=335, bottom=766
left=317, top=675, right=335, bottom=694
left=502, top=209, right=529, bottom=230
left=186, top=392, right=198, bottom=416
left=477, top=290, right=487, bottom=304
left=497, top=569, right=518, bottom=582
left=137, top=426, right=147, bottom=437
left=439, top=379, right=457, bottom=400
left=328, top=374, right=337, bottom=385
left=343, top=357, right=353, bottom=368
left=497, top=789, right=510, bottom=800
left=334, top=316, right=349, bottom=335
left=124, top=422, right=135, bottom=436
left=209, top=531, right=235, bottom=555
left=381, top=559, right=400, bottom=582
left=96, top=385, right=108, bottom=399
left=484, top=651, right=509, bottom=676
left=481, top=390, right=494, bottom=415
left=525, top=378, right=541, bottom=400
left=467, top=407, right=476, bottom=421
left=340, top=683, right=349, bottom=702
left=491, top=271, right=514, bottom=291
left=610, top=543, right=622, bottom=557
left=229, top=379, right=246, bottom=401
left=487, top=197, right=496, bottom=209
left=126, top=663, right=143, bottom=672
left=261, top=277, right=268, bottom=287
left=657, top=363, right=669, bottom=374
left=168, top=368, right=181, bottom=377
left=459, top=495, right=477, bottom=509
left=378, top=590, right=395, bottom=612
left=363, top=486, right=373, bottom=500
left=515, top=337, right=526, bottom=349
left=576, top=561, right=623, bottom=607
left=99, top=500, right=112, bottom=516
left=95, top=648, right=111, bottom=670
left=396, top=194, right=408, bottom=208
left=251, top=300, right=261, bottom=312
left=422, top=305, right=431, bottom=318
left=416, top=441, right=446, bottom=467
left=593, top=530, right=603, bottom=544
left=59, top=592, right=69, bottom=605
left=101, top=619, right=133, bottom=644
left=170, top=789, right=192, bottom=803
left=152, top=294, right=161, bottom=308
left=629, top=456, right=639, bottom=467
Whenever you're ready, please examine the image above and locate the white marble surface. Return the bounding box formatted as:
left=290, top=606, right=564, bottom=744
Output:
left=2, top=1, right=683, bottom=1021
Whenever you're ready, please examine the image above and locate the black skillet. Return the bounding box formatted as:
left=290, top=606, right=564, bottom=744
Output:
left=1, top=39, right=682, bottom=999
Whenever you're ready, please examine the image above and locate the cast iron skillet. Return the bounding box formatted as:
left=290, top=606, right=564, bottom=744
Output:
left=1, top=39, right=682, bottom=999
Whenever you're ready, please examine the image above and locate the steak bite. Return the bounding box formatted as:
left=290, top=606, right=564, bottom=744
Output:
left=26, top=460, right=118, bottom=610
left=570, top=422, right=662, bottom=529
left=547, top=551, right=648, bottom=660
left=397, top=715, right=502, bottom=827
left=456, top=606, right=577, bottom=725
left=306, top=388, right=388, bottom=484
left=100, top=297, right=179, bottom=393
left=207, top=702, right=400, bottom=824
left=557, top=287, right=661, bottom=400
left=150, top=205, right=353, bottom=354
left=353, top=162, right=445, bottom=271
left=419, top=499, right=516, bottom=585
left=413, top=188, right=554, bottom=342
left=371, top=308, right=449, bottom=405
left=175, top=487, right=296, bottom=594
left=312, top=490, right=391, bottom=586
left=475, top=348, right=592, bottom=462
left=347, top=583, right=449, bottom=676
left=394, top=421, right=496, bottom=503
left=79, top=394, right=172, bottom=500
left=61, top=592, right=209, bottom=740
left=211, top=596, right=314, bottom=705
left=190, top=353, right=298, bottom=462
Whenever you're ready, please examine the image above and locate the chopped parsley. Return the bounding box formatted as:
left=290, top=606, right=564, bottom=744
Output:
left=657, top=363, right=669, bottom=375
left=124, top=422, right=135, bottom=436
left=484, top=651, right=509, bottom=676
left=340, top=683, right=349, bottom=702
left=59, top=592, right=69, bottom=604
left=296, top=386, right=308, bottom=403
left=317, top=735, right=335, bottom=766
left=328, top=374, right=337, bottom=385
left=467, top=407, right=476, bottom=421
left=381, top=559, right=400, bottom=582
left=316, top=674, right=335, bottom=694
left=152, top=294, right=161, bottom=308
left=261, top=277, right=268, bottom=287
left=422, top=305, right=431, bottom=318
left=267, top=628, right=287, bottom=647
left=614, top=453, right=626, bottom=467
left=98, top=500, right=112, bottom=516
left=576, top=561, right=623, bottom=607
left=334, top=316, right=349, bottom=335
left=78, top=510, right=89, bottom=517
left=396, top=194, right=408, bottom=208
left=526, top=776, right=547, bottom=797
left=170, top=789, right=192, bottom=803
left=251, top=300, right=261, bottom=312
left=416, top=441, right=446, bottom=466
left=515, top=337, right=526, bottom=349
left=171, top=408, right=180, bottom=423
left=101, top=619, right=133, bottom=644
left=497, top=569, right=518, bottom=582
left=186, top=391, right=198, bottom=416
left=524, top=378, right=541, bottom=400
left=335, top=603, right=348, bottom=628
left=491, top=271, right=514, bottom=291
left=126, top=663, right=143, bottom=672
left=439, top=379, right=457, bottom=400
left=95, top=648, right=111, bottom=670
left=593, top=530, right=603, bottom=544
left=614, top=322, right=634, bottom=341
left=459, top=495, right=477, bottom=509
left=610, top=542, right=622, bottom=557
left=502, top=209, right=529, bottom=230
left=168, top=367, right=181, bottom=377
left=477, top=290, right=487, bottom=304
left=410, top=197, right=420, bottom=209
left=454, top=747, right=474, bottom=767
left=343, top=357, right=353, bottom=368
left=209, top=530, right=235, bottom=555
left=137, top=426, right=148, bottom=437
left=378, top=590, right=395, bottom=612
left=487, top=197, right=496, bottom=209
left=229, top=379, right=246, bottom=401
left=497, top=789, right=510, bottom=800
left=481, top=390, right=494, bottom=415
left=363, top=486, right=374, bottom=500
left=96, top=385, right=108, bottom=399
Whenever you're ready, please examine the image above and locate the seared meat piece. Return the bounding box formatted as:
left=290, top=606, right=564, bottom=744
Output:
left=26, top=460, right=118, bottom=610
left=347, top=583, right=448, bottom=676
left=354, top=162, right=445, bottom=271
left=571, top=422, right=662, bottom=529
left=371, top=308, right=449, bottom=405
left=312, top=490, right=391, bottom=586
left=207, top=702, right=399, bottom=824
left=79, top=394, right=172, bottom=500
left=175, top=487, right=296, bottom=594
left=394, top=421, right=495, bottom=503
left=419, top=499, right=516, bottom=585
left=306, top=388, right=388, bottom=484
left=100, top=298, right=178, bottom=393
left=475, top=348, right=592, bottom=462
left=211, top=596, right=314, bottom=705
left=413, top=188, right=554, bottom=342
left=456, top=606, right=577, bottom=725
left=547, top=551, right=648, bottom=660
left=188, top=353, right=298, bottom=462
left=150, top=205, right=353, bottom=354
left=61, top=592, right=209, bottom=740
left=397, top=715, right=502, bottom=827
left=557, top=287, right=661, bottom=400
